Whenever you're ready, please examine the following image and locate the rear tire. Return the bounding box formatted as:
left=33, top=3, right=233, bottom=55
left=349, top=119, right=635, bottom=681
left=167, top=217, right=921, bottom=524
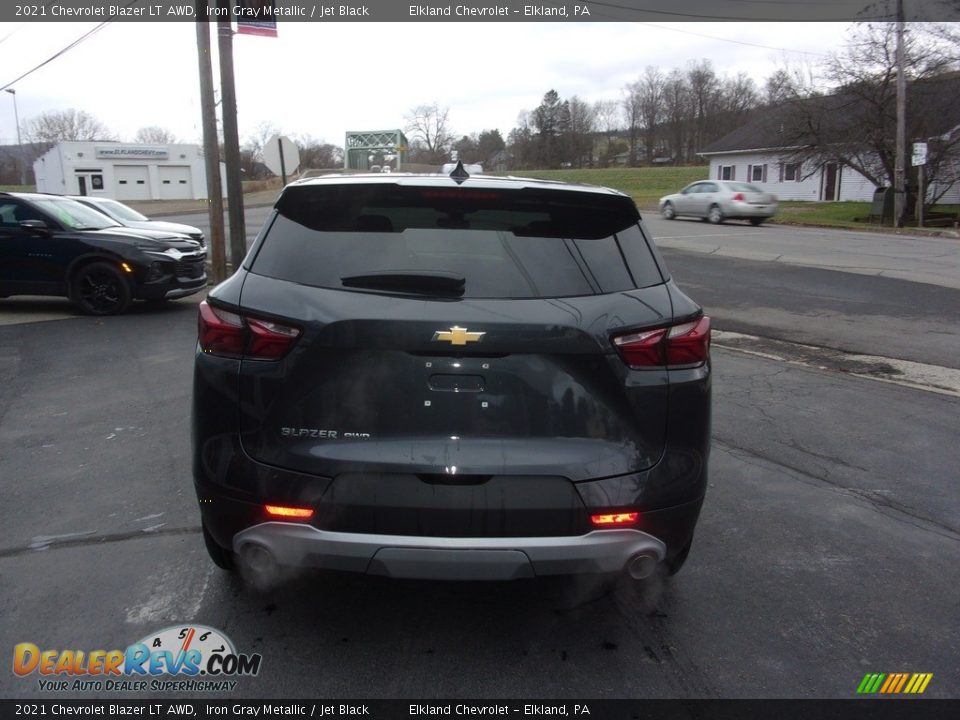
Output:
left=70, top=262, right=131, bottom=315
left=665, top=539, right=692, bottom=576
left=749, top=217, right=765, bottom=226
left=661, top=202, right=676, bottom=220
left=202, top=522, right=236, bottom=571
left=707, top=205, right=724, bottom=224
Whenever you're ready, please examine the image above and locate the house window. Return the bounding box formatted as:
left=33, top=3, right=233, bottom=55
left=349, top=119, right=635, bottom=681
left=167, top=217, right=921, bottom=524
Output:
left=784, top=162, right=801, bottom=181
left=751, top=164, right=766, bottom=182
left=719, top=165, right=734, bottom=180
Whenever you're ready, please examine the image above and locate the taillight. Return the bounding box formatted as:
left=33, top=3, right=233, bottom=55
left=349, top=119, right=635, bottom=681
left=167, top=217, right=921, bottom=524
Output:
left=198, top=300, right=301, bottom=360
left=613, top=316, right=710, bottom=369
left=264, top=504, right=314, bottom=519
left=591, top=512, right=640, bottom=527
left=732, top=192, right=745, bottom=202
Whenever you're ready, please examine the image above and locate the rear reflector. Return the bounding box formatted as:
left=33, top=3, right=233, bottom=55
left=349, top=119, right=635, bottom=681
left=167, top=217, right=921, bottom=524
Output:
left=613, top=316, right=710, bottom=369
left=591, top=512, right=640, bottom=527
left=264, top=505, right=314, bottom=519
left=198, top=300, right=301, bottom=360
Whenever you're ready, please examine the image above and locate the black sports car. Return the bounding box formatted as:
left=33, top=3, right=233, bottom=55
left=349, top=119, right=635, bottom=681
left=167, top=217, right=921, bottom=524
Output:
left=0, top=192, right=206, bottom=315
left=193, top=167, right=711, bottom=590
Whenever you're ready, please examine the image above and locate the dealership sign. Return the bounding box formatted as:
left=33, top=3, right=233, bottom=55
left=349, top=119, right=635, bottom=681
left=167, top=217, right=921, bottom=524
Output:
left=96, top=146, right=169, bottom=160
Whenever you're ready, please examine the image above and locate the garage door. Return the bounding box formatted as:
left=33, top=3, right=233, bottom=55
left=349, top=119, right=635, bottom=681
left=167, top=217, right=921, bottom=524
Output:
left=158, top=166, right=193, bottom=200
left=114, top=165, right=151, bottom=200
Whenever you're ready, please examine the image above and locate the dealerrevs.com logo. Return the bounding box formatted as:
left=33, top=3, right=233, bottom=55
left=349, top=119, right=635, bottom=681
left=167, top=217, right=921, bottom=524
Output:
left=13, top=625, right=262, bottom=692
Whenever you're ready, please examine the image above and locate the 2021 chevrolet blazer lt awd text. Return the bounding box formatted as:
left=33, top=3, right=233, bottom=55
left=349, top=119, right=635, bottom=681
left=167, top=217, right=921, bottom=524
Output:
left=192, top=168, right=711, bottom=590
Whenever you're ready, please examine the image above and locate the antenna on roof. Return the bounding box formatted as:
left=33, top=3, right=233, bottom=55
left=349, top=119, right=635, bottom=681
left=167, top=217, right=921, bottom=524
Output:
left=449, top=160, right=470, bottom=185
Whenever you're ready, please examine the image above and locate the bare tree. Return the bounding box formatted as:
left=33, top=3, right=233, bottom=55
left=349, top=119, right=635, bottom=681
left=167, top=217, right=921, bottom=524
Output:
left=508, top=110, right=536, bottom=169
left=661, top=70, right=690, bottom=164
left=592, top=99, right=620, bottom=166
left=293, top=134, right=343, bottom=170
left=133, top=126, right=178, bottom=144
left=24, top=109, right=114, bottom=143
left=621, top=80, right=643, bottom=166
left=566, top=96, right=596, bottom=168
left=637, top=67, right=665, bottom=164
left=779, top=22, right=960, bottom=198
left=239, top=122, right=281, bottom=179
left=405, top=103, right=454, bottom=164
left=686, top=60, right=720, bottom=161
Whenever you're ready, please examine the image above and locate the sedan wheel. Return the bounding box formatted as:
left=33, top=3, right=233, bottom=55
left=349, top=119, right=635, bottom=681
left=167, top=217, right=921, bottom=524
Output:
left=750, top=218, right=765, bottom=226
left=707, top=205, right=724, bottom=224
left=662, top=202, right=676, bottom=220
left=71, top=262, right=132, bottom=315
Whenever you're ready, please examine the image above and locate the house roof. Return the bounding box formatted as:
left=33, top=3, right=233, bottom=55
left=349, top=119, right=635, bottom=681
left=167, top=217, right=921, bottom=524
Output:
left=701, top=72, right=960, bottom=156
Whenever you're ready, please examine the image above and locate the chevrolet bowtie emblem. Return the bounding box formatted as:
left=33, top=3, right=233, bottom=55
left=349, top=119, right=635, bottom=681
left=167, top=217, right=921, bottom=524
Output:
left=432, top=326, right=485, bottom=346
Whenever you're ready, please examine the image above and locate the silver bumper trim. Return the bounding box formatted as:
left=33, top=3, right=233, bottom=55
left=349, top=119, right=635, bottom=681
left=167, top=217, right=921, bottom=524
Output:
left=232, top=522, right=667, bottom=581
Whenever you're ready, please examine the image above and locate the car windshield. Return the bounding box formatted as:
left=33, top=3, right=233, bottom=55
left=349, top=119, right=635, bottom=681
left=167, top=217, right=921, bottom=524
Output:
left=34, top=198, right=121, bottom=230
left=96, top=199, right=150, bottom=222
left=727, top=182, right=763, bottom=193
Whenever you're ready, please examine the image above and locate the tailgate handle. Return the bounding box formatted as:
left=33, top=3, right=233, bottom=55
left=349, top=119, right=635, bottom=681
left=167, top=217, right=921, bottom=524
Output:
left=428, top=374, right=485, bottom=393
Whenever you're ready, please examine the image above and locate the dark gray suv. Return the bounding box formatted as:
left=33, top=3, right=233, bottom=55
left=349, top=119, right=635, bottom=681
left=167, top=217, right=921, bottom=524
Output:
left=192, top=167, right=711, bottom=589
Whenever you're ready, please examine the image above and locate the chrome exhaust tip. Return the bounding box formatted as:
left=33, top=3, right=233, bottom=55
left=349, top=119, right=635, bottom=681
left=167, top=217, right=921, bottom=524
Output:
left=626, top=552, right=658, bottom=580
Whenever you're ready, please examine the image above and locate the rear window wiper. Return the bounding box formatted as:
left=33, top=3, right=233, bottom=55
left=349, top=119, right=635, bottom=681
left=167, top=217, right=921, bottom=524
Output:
left=340, top=270, right=465, bottom=296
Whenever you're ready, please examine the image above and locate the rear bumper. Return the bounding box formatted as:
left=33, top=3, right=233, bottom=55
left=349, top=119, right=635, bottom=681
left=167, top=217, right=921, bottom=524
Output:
left=723, top=202, right=777, bottom=218
left=233, top=522, right=666, bottom=581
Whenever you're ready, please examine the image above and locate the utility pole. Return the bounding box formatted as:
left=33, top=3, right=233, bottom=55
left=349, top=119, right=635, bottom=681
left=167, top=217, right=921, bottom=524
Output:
left=196, top=1, right=227, bottom=284
left=4, top=88, right=25, bottom=186
left=894, top=0, right=907, bottom=228
left=217, top=0, right=246, bottom=270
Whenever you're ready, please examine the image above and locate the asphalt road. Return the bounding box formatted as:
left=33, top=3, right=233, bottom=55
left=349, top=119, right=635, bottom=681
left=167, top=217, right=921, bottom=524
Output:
left=0, top=211, right=958, bottom=700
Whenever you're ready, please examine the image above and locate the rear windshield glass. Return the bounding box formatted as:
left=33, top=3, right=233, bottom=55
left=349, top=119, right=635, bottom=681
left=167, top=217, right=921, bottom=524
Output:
left=251, top=184, right=664, bottom=298
left=727, top=182, right=763, bottom=193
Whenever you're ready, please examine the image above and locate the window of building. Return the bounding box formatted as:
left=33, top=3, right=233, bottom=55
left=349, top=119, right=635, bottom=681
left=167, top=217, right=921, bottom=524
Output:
left=750, top=164, right=767, bottom=182
left=719, top=165, right=734, bottom=180
left=784, top=162, right=801, bottom=181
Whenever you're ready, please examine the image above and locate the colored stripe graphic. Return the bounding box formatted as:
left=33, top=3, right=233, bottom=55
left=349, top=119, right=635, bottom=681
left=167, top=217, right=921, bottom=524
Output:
left=893, top=673, right=909, bottom=693
left=857, top=673, right=885, bottom=694
left=857, top=673, right=932, bottom=694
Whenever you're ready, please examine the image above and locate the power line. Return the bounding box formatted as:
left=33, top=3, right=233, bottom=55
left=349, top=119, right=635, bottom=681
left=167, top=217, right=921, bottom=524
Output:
left=0, top=22, right=112, bottom=92
left=0, top=0, right=141, bottom=92
left=637, top=22, right=833, bottom=56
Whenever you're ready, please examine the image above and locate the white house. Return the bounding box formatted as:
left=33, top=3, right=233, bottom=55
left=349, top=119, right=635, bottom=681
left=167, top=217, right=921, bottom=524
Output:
left=33, top=142, right=211, bottom=201
left=700, top=74, right=960, bottom=205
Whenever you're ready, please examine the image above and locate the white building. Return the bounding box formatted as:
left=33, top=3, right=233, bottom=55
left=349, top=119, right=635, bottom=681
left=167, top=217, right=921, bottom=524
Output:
left=33, top=142, right=210, bottom=201
left=698, top=150, right=878, bottom=202
left=700, top=74, right=960, bottom=206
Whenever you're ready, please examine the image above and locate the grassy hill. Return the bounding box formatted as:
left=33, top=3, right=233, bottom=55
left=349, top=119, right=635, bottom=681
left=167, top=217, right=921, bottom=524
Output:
left=494, top=166, right=708, bottom=208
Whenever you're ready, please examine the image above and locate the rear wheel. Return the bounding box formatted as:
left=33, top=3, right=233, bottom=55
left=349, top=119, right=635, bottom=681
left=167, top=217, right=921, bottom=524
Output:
left=665, top=539, right=692, bottom=576
left=202, top=522, right=236, bottom=571
left=749, top=217, right=765, bottom=226
left=661, top=202, right=676, bottom=220
left=707, top=205, right=724, bottom=224
left=70, top=262, right=131, bottom=315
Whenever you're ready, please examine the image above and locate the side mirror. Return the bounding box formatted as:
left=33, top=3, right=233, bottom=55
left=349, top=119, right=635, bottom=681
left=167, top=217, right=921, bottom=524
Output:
left=19, top=219, right=49, bottom=233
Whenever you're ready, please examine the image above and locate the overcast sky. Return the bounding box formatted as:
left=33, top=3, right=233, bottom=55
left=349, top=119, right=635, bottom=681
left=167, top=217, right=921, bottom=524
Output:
left=0, top=21, right=858, bottom=148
